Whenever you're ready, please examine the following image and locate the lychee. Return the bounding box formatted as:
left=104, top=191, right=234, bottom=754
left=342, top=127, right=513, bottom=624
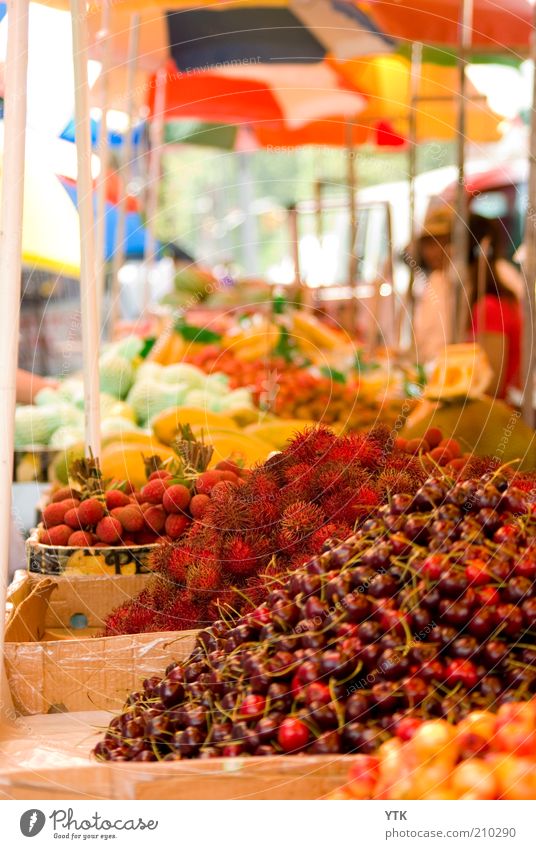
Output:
left=96, top=516, right=123, bottom=544
left=105, top=489, right=130, bottom=510
left=78, top=498, right=105, bottom=526
left=140, top=479, right=168, bottom=504
left=162, top=484, right=190, bottom=514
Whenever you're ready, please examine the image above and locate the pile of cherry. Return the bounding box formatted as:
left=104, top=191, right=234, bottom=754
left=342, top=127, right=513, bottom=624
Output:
left=94, top=471, right=536, bottom=761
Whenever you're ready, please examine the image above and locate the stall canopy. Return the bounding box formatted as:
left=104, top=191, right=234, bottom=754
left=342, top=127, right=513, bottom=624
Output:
left=358, top=0, right=532, bottom=57
left=0, top=128, right=80, bottom=275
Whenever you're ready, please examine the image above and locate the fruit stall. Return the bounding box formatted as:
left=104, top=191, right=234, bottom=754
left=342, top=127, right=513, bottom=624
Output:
left=2, top=0, right=536, bottom=808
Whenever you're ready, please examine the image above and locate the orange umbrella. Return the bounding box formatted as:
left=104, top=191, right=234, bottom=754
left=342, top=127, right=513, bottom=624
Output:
left=357, top=0, right=531, bottom=54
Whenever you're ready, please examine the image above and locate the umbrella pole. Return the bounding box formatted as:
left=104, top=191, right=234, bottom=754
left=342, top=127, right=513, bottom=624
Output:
left=95, top=0, right=111, bottom=330
left=144, top=66, right=167, bottom=314
left=452, top=0, right=473, bottom=343
left=521, top=4, right=536, bottom=426
left=71, top=0, right=101, bottom=458
left=406, top=40, right=422, bottom=344
left=110, top=13, right=140, bottom=334
left=0, top=0, right=29, bottom=722
left=346, top=120, right=358, bottom=333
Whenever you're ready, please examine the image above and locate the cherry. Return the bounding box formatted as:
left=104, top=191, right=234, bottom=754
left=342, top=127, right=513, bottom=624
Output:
left=522, top=597, right=536, bottom=628
left=482, top=640, right=509, bottom=667
left=172, top=726, right=204, bottom=757
left=379, top=649, right=409, bottom=681
left=515, top=556, right=536, bottom=579
left=465, top=559, right=491, bottom=586
left=402, top=677, right=428, bottom=705
left=496, top=604, right=524, bottom=638
left=371, top=681, right=402, bottom=712
left=345, top=692, right=370, bottom=722
left=358, top=621, right=383, bottom=644
left=341, top=593, right=371, bottom=622
left=437, top=571, right=468, bottom=597
left=438, top=598, right=472, bottom=627
left=256, top=715, right=282, bottom=744
left=396, top=716, right=422, bottom=741
left=211, top=722, right=232, bottom=744
left=452, top=636, right=479, bottom=660
left=222, top=743, right=244, bottom=757
left=469, top=608, right=495, bottom=639
left=310, top=731, right=341, bottom=754
left=445, top=659, right=478, bottom=689
left=342, top=723, right=381, bottom=753
left=238, top=694, right=266, bottom=719
left=308, top=702, right=339, bottom=729
left=421, top=554, right=445, bottom=581
left=277, top=718, right=310, bottom=752
left=158, top=680, right=185, bottom=709
left=305, top=682, right=331, bottom=707
left=504, top=576, right=532, bottom=604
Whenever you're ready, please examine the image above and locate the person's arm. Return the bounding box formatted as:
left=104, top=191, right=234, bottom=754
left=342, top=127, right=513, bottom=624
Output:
left=16, top=369, right=59, bottom=404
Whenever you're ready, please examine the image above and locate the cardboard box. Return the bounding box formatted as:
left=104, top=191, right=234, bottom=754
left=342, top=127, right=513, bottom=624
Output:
left=4, top=572, right=197, bottom=715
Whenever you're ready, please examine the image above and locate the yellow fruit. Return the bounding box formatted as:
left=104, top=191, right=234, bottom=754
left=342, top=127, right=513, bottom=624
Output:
left=106, top=401, right=136, bottom=422
left=292, top=310, right=346, bottom=351
left=100, top=441, right=176, bottom=488
left=229, top=407, right=262, bottom=427
left=424, top=343, right=493, bottom=400
left=244, top=419, right=316, bottom=448
left=152, top=406, right=236, bottom=445
left=166, top=333, right=186, bottom=365
left=199, top=429, right=273, bottom=467
left=101, top=430, right=159, bottom=449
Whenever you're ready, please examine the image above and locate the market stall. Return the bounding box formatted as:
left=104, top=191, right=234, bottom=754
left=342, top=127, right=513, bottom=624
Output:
left=1, top=0, right=536, bottom=807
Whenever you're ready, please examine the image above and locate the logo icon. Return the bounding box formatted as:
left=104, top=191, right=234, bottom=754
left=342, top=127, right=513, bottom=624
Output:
left=20, top=810, right=46, bottom=837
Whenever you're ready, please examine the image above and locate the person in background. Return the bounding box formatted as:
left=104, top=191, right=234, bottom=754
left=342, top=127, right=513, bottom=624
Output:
left=8, top=370, right=60, bottom=579
left=16, top=369, right=59, bottom=404
left=468, top=216, right=524, bottom=400
left=412, top=207, right=455, bottom=363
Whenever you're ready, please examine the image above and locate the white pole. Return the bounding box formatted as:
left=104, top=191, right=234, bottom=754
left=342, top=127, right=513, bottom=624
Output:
left=144, top=66, right=167, bottom=313
left=521, top=4, right=536, bottom=426
left=95, top=0, right=111, bottom=328
left=451, top=0, right=473, bottom=343
left=237, top=151, right=257, bottom=276
left=71, top=0, right=101, bottom=458
left=0, top=0, right=29, bottom=719
left=110, top=13, right=140, bottom=333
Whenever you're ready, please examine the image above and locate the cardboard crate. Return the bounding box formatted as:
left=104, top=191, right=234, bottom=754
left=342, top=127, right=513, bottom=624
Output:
left=4, top=572, right=197, bottom=715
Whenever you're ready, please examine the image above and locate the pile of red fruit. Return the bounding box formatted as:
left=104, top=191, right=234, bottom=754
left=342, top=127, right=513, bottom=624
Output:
left=94, top=470, right=536, bottom=762
left=335, top=700, right=536, bottom=799
left=184, top=348, right=402, bottom=429
left=103, top=426, right=437, bottom=634
left=38, top=462, right=249, bottom=549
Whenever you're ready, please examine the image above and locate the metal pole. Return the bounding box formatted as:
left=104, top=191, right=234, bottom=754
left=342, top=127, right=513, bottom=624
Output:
left=346, top=120, right=359, bottom=332
left=71, top=0, right=101, bottom=459
left=144, top=66, right=167, bottom=314
left=451, top=0, right=473, bottom=343
left=110, top=13, right=140, bottom=332
left=406, top=41, right=422, bottom=327
left=0, top=0, right=29, bottom=716
left=237, top=151, right=257, bottom=276
left=95, top=0, right=110, bottom=328
left=521, top=3, right=536, bottom=425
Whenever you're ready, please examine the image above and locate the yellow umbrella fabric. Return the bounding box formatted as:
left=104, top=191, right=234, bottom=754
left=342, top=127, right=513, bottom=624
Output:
left=339, top=54, right=503, bottom=142
left=0, top=130, right=80, bottom=276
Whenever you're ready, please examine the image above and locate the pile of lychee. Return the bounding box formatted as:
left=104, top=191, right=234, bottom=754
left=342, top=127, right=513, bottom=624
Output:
left=38, top=460, right=248, bottom=549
